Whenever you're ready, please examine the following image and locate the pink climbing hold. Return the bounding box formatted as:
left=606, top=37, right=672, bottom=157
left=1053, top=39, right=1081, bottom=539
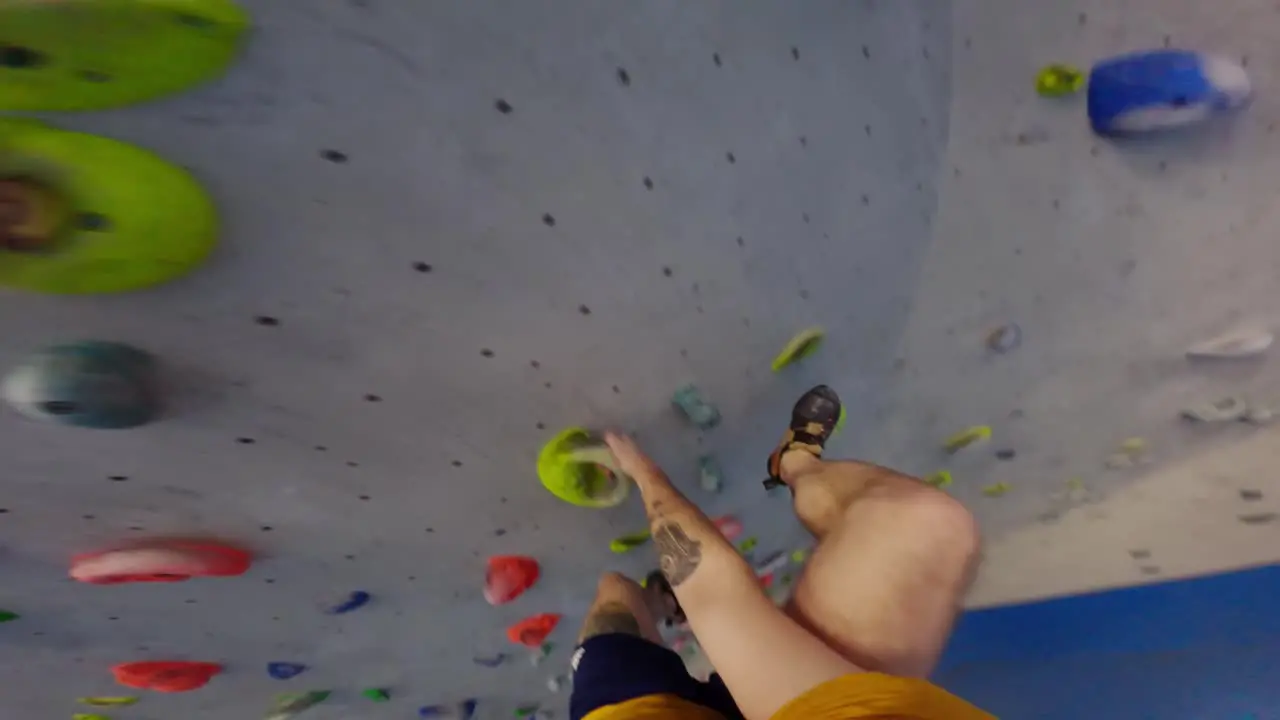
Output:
left=485, top=556, right=540, bottom=606
left=714, top=515, right=743, bottom=541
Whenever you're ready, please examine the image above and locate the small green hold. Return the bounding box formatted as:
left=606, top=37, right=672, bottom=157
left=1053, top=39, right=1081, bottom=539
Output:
left=0, top=610, right=18, bottom=623
left=1036, top=64, right=1085, bottom=97
left=515, top=704, right=540, bottom=717
left=267, top=691, right=331, bottom=720
left=362, top=688, right=391, bottom=702
left=925, top=470, right=953, bottom=489
left=982, top=482, right=1011, bottom=497
left=609, top=531, right=651, bottom=553
left=738, top=536, right=758, bottom=553
left=74, top=714, right=111, bottom=720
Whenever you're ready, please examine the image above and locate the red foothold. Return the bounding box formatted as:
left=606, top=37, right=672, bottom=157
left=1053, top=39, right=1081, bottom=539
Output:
left=112, top=661, right=222, bottom=692
left=484, top=556, right=540, bottom=606
left=714, top=515, right=743, bottom=541
left=71, top=540, right=251, bottom=585
left=507, top=613, right=561, bottom=647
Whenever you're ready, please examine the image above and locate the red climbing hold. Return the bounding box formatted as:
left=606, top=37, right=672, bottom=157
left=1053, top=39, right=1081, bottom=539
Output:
left=112, top=661, right=222, bottom=692
left=714, top=515, right=743, bottom=541
left=71, top=540, right=251, bottom=584
left=485, top=556, right=540, bottom=606
left=507, top=613, right=561, bottom=647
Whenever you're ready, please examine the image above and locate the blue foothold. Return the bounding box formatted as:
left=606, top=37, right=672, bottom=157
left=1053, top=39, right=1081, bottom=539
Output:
left=328, top=590, right=371, bottom=614
left=419, top=705, right=449, bottom=719
left=473, top=653, right=507, bottom=668
left=458, top=698, right=479, bottom=720
left=267, top=662, right=307, bottom=680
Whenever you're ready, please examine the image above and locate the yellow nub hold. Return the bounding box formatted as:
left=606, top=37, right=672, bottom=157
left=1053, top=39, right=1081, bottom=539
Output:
left=1036, top=64, right=1085, bottom=97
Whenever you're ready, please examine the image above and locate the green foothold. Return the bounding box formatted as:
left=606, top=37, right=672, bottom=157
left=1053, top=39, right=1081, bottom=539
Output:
left=0, top=610, right=18, bottom=623
left=943, top=426, right=991, bottom=454
left=267, top=691, right=330, bottom=720
left=738, top=536, right=758, bottom=553
left=609, top=531, right=651, bottom=553
left=1035, top=64, right=1086, bottom=97
left=789, top=548, right=808, bottom=564
left=982, top=482, right=1011, bottom=497
left=771, top=327, right=826, bottom=371
left=74, top=715, right=111, bottom=720
left=362, top=688, right=391, bottom=702
left=925, top=470, right=953, bottom=489
left=515, top=704, right=540, bottom=717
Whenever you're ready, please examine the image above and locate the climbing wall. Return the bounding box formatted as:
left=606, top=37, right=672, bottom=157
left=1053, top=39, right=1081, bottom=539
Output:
left=0, top=2, right=952, bottom=718
left=4, top=0, right=1280, bottom=718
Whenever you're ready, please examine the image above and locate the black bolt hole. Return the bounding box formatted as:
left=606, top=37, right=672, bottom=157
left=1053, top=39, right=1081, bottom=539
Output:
left=39, top=400, right=78, bottom=415
left=0, top=45, right=47, bottom=69
left=78, top=212, right=111, bottom=231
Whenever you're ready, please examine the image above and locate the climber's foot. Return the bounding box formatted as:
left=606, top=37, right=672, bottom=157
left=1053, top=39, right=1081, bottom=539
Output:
left=764, top=385, right=842, bottom=491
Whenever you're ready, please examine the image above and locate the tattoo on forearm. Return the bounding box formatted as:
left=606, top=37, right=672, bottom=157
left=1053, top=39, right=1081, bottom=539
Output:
left=653, top=522, right=702, bottom=587
left=580, top=601, right=642, bottom=641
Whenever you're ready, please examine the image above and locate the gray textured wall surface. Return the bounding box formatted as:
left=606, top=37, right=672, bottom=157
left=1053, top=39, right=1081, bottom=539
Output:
left=3, top=0, right=1280, bottom=718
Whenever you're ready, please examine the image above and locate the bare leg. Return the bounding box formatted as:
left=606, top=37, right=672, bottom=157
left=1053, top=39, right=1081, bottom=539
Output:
left=577, top=571, right=665, bottom=646
left=781, top=450, right=981, bottom=678
left=605, top=433, right=859, bottom=720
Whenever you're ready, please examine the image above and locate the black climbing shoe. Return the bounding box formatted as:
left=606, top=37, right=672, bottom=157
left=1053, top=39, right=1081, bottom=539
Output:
left=644, top=569, right=686, bottom=627
left=764, top=384, right=842, bottom=491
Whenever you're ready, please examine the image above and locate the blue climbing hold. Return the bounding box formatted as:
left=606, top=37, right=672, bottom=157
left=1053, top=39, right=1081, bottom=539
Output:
left=267, top=662, right=307, bottom=680
left=672, top=384, right=720, bottom=430
left=328, top=590, right=371, bottom=614
left=459, top=698, right=478, bottom=720
left=473, top=653, right=507, bottom=668
left=1088, top=49, right=1251, bottom=136
left=418, top=705, right=449, bottom=719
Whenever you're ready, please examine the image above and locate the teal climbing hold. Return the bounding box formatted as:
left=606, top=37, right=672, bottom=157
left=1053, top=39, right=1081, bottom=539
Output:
left=698, top=455, right=724, bottom=493
left=0, top=610, right=18, bottom=623
left=672, top=384, right=720, bottom=429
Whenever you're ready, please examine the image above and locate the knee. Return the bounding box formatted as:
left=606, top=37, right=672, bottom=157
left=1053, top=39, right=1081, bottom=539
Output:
left=909, top=492, right=981, bottom=561
left=596, top=571, right=640, bottom=596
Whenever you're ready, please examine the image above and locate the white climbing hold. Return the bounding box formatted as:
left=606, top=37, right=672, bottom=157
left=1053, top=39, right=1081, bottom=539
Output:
left=1245, top=406, right=1275, bottom=425
left=1182, top=396, right=1250, bottom=423
left=1186, top=327, right=1273, bottom=359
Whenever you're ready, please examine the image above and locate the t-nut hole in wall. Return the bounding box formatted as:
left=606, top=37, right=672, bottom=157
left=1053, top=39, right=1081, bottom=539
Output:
left=0, top=44, right=47, bottom=69
left=39, top=400, right=78, bottom=416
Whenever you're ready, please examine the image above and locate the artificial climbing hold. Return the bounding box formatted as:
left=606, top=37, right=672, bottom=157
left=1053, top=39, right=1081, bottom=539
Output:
left=77, top=697, right=138, bottom=707
left=459, top=699, right=479, bottom=720
left=529, top=641, right=554, bottom=667
left=71, top=540, right=251, bottom=584
left=0, top=609, right=18, bottom=623
left=671, top=384, right=721, bottom=429
left=472, top=653, right=507, bottom=668
left=754, top=550, right=789, bottom=578
left=698, top=454, right=724, bottom=493
left=267, top=691, right=330, bottom=720
left=485, top=556, right=540, bottom=605
left=1245, top=406, right=1275, bottom=425
left=985, top=324, right=1023, bottom=354
left=1186, top=327, right=1273, bottom=359
left=515, top=704, right=541, bottom=718
left=738, top=537, right=758, bottom=554
left=537, top=427, right=631, bottom=508
left=0, top=0, right=249, bottom=111
left=982, top=483, right=1011, bottom=498
left=507, top=613, right=561, bottom=647
left=112, top=661, right=221, bottom=692
left=943, top=426, right=991, bottom=454
left=1182, top=396, right=1250, bottom=423
left=4, top=341, right=157, bottom=429
left=771, top=327, right=826, bottom=371
left=362, top=688, right=391, bottom=702
left=1035, top=64, right=1086, bottom=97
left=0, top=119, right=219, bottom=294
left=790, top=548, right=809, bottom=564
left=925, top=470, right=953, bottom=489
left=74, top=715, right=110, bottom=720
left=1088, top=50, right=1251, bottom=136
left=548, top=675, right=567, bottom=693
left=267, top=662, right=307, bottom=680
left=327, top=590, right=371, bottom=614
left=714, top=515, right=743, bottom=541
left=609, top=531, right=651, bottom=554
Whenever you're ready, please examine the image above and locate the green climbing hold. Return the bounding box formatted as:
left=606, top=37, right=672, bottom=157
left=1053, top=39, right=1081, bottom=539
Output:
left=73, top=714, right=111, bottom=720
left=738, top=536, right=758, bottom=553
left=0, top=0, right=250, bottom=111
left=0, top=610, right=18, bottom=623
left=609, top=531, right=651, bottom=553
left=672, top=384, right=721, bottom=429
left=771, top=327, right=826, bottom=371
left=982, top=482, right=1011, bottom=497
left=362, top=688, right=391, bottom=702
left=515, top=704, right=540, bottom=717
left=266, top=691, right=330, bottom=720
left=1035, top=64, right=1085, bottom=97
left=925, top=470, right=953, bottom=489
left=537, top=427, right=631, bottom=509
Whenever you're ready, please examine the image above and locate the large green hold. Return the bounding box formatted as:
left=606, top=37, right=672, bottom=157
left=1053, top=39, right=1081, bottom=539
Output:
left=0, top=0, right=249, bottom=111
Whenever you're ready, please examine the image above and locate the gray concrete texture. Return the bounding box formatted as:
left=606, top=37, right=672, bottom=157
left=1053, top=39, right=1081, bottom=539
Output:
left=2, top=0, right=1278, bottom=717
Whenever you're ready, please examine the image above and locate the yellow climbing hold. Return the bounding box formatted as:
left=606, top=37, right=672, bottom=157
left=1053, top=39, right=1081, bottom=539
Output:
left=609, top=531, right=651, bottom=553
left=537, top=427, right=631, bottom=508
left=1036, top=64, right=1085, bottom=97
left=925, top=470, right=953, bottom=489
left=943, top=426, right=991, bottom=454
left=1119, top=437, right=1147, bottom=454
left=982, top=482, right=1011, bottom=497
left=789, top=548, right=808, bottom=564
left=74, top=715, right=111, bottom=720
left=78, top=698, right=138, bottom=707
left=771, top=327, right=825, bottom=372
left=738, top=537, right=758, bottom=553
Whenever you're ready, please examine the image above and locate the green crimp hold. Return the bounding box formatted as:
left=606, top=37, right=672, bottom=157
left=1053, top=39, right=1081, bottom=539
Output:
left=0, top=610, right=18, bottom=623
left=515, top=704, right=540, bottom=717
left=738, top=536, right=758, bottom=553
left=267, top=691, right=331, bottom=720
left=362, top=688, right=391, bottom=702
